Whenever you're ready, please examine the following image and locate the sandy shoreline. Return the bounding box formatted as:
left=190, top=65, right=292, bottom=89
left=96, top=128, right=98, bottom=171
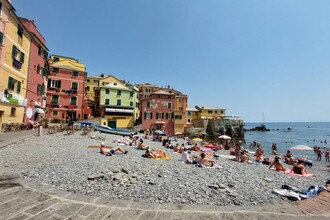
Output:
left=0, top=130, right=328, bottom=207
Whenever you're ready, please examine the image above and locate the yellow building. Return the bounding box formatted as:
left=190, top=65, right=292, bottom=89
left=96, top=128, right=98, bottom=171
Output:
left=0, top=1, right=31, bottom=130
left=195, top=105, right=226, bottom=120
left=186, top=107, right=199, bottom=124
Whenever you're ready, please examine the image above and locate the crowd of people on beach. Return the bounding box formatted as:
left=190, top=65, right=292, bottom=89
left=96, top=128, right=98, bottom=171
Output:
left=95, top=130, right=330, bottom=176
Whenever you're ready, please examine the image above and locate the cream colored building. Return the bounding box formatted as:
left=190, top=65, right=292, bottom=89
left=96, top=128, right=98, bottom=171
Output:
left=0, top=1, right=31, bottom=130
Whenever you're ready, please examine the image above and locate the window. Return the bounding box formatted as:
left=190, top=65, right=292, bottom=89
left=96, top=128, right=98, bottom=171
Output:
left=17, top=81, right=21, bottom=93
left=145, top=112, right=152, bottom=119
left=168, top=95, right=171, bottom=99
left=146, top=101, right=150, bottom=108
left=166, top=113, right=172, bottom=119
left=87, top=79, right=90, bottom=82
left=175, top=115, right=182, bottom=119
left=102, top=82, right=107, bottom=86
left=72, top=71, right=79, bottom=76
left=167, top=102, right=172, bottom=109
left=130, top=101, right=133, bottom=107
left=208, top=110, right=213, bottom=114
left=48, top=79, right=61, bottom=89
left=38, top=45, right=42, bottom=55
left=86, top=86, right=90, bottom=91
left=72, top=82, right=78, bottom=90
left=94, top=80, right=98, bottom=83
left=8, top=77, right=15, bottom=90
left=188, top=111, right=191, bottom=116
left=53, top=57, right=60, bottom=62
left=12, top=45, right=25, bottom=63
left=157, top=112, right=164, bottom=119
left=10, top=107, right=16, bottom=117
left=0, top=3, right=2, bottom=17
left=221, top=111, right=224, bottom=114
left=117, top=90, right=121, bottom=96
left=17, top=25, right=23, bottom=45
left=215, top=111, right=217, bottom=113
left=105, top=89, right=109, bottom=94
left=0, top=32, right=3, bottom=46
left=188, top=119, right=191, bottom=123
left=70, top=97, right=77, bottom=105
left=105, top=99, right=109, bottom=105
left=51, top=95, right=59, bottom=104
left=117, top=99, right=121, bottom=106
left=52, top=67, right=59, bottom=73
left=130, top=92, right=133, bottom=97
left=53, top=111, right=58, bottom=116
left=179, top=107, right=183, bottom=111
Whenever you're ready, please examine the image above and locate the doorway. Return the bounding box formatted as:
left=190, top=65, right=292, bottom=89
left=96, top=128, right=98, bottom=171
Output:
left=108, top=120, right=116, bottom=129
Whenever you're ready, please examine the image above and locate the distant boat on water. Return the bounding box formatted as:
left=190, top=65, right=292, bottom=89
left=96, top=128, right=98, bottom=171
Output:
left=248, top=113, right=270, bottom=132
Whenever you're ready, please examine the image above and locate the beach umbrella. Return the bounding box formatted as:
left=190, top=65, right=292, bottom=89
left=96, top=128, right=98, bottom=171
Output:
left=290, top=145, right=313, bottom=151
left=174, top=132, right=182, bottom=136
left=218, top=135, right=231, bottom=140
left=192, top=137, right=203, bottom=142
left=154, top=130, right=164, bottom=135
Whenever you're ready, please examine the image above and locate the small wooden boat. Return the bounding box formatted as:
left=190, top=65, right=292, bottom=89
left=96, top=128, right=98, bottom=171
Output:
left=93, top=124, right=134, bottom=136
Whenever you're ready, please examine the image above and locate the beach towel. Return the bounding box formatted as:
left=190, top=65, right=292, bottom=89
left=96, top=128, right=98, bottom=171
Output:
left=284, top=170, right=315, bottom=177
left=272, top=189, right=301, bottom=201
left=155, top=156, right=171, bottom=160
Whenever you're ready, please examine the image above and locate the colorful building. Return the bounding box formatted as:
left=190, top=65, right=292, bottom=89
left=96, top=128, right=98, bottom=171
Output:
left=141, top=88, right=188, bottom=135
left=0, top=0, right=31, bottom=130
left=195, top=105, right=226, bottom=120
left=99, top=81, right=139, bottom=129
left=45, top=55, right=87, bottom=122
left=19, top=17, right=49, bottom=123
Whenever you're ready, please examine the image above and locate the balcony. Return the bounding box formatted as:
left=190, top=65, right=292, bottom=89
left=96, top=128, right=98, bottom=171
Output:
left=13, top=59, right=22, bottom=69
left=0, top=90, right=27, bottom=106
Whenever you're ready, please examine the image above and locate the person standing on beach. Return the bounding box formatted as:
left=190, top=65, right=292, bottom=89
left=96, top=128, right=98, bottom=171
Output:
left=317, top=147, right=322, bottom=161
left=324, top=148, right=329, bottom=162
left=272, top=143, right=277, bottom=155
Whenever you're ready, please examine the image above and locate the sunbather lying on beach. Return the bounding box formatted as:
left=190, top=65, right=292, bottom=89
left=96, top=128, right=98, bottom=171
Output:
left=269, top=157, right=287, bottom=171
left=144, top=149, right=166, bottom=159
left=291, top=159, right=308, bottom=175
left=100, top=143, right=128, bottom=156
left=198, top=152, right=219, bottom=168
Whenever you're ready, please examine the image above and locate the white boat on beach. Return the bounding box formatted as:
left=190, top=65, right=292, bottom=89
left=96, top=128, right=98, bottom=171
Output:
left=93, top=124, right=134, bottom=136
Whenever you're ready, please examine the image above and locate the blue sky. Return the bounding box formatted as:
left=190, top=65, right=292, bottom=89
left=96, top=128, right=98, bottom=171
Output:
left=13, top=0, right=330, bottom=122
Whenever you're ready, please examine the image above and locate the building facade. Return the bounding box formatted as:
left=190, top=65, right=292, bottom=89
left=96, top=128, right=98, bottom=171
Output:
left=99, top=81, right=138, bottom=129
left=45, top=55, right=87, bottom=122
left=0, top=0, right=31, bottom=130
left=19, top=17, right=48, bottom=123
left=141, top=88, right=188, bottom=135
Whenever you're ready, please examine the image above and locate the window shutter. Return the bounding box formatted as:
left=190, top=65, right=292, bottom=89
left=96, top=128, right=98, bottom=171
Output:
left=12, top=45, right=17, bottom=58
left=144, top=112, right=147, bottom=119
left=47, top=79, right=51, bottom=87
left=20, top=52, right=24, bottom=63
left=44, top=51, right=48, bottom=59
left=8, top=77, right=13, bottom=89
left=150, top=112, right=153, bottom=119
left=17, top=81, right=21, bottom=93
left=0, top=32, right=3, bottom=45
left=58, top=80, right=61, bottom=88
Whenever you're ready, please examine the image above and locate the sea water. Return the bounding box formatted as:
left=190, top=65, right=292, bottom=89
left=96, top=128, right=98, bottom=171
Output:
left=243, top=122, right=330, bottom=159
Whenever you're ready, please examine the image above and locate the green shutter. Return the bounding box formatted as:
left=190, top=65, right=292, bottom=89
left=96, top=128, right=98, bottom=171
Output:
left=150, top=112, right=153, bottom=119
left=17, top=81, right=21, bottom=93
left=44, top=51, right=48, bottom=59
left=144, top=112, right=147, bottom=119
left=58, top=80, right=61, bottom=88
left=0, top=32, right=3, bottom=45
left=8, top=77, right=13, bottom=89
left=47, top=79, right=51, bottom=87
left=12, top=45, right=17, bottom=58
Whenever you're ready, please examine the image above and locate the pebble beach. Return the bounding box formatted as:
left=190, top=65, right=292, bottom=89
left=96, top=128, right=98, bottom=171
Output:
left=0, top=130, right=328, bottom=207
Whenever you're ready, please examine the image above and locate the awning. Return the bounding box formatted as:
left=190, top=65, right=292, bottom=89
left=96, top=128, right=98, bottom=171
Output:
left=35, top=108, right=45, bottom=114
left=105, top=108, right=133, bottom=113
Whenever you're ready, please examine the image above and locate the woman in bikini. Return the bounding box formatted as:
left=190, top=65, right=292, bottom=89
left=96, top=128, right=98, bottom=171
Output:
left=291, top=159, right=308, bottom=175
left=269, top=157, right=286, bottom=171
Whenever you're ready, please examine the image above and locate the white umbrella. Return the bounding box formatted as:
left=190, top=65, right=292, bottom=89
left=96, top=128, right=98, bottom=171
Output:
left=218, top=135, right=231, bottom=140
left=290, top=145, right=313, bottom=151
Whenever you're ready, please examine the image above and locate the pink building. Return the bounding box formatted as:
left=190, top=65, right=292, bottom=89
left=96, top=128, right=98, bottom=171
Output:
left=45, top=55, right=87, bottom=122
left=19, top=17, right=48, bottom=123
left=141, top=88, right=188, bottom=135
